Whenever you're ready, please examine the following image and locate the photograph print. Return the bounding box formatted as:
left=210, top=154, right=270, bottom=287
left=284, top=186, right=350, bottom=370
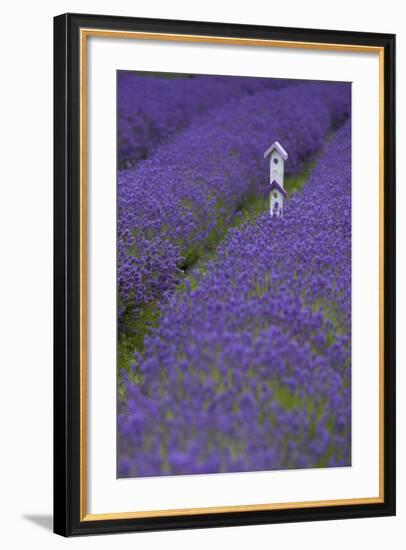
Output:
left=116, top=70, right=352, bottom=479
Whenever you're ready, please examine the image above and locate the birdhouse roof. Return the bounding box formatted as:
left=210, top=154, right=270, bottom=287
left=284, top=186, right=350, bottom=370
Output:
left=264, top=141, right=288, bottom=160
left=269, top=180, right=287, bottom=198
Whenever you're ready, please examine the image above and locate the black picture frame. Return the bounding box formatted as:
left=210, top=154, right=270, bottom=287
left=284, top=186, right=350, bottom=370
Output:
left=54, top=12, right=396, bottom=537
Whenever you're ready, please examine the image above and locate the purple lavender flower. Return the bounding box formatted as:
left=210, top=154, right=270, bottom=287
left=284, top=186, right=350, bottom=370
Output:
left=118, top=81, right=351, bottom=329
left=118, top=72, right=293, bottom=168
left=118, top=120, right=352, bottom=477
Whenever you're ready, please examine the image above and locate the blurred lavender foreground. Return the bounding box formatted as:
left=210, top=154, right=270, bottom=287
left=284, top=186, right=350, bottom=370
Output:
left=117, top=73, right=351, bottom=478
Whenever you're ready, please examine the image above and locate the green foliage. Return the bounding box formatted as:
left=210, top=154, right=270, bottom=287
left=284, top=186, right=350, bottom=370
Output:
left=285, top=160, right=317, bottom=196
left=118, top=301, right=161, bottom=384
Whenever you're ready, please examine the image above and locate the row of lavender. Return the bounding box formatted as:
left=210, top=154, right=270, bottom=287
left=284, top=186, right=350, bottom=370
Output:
left=118, top=72, right=292, bottom=168
left=118, top=120, right=352, bottom=477
left=118, top=81, right=350, bottom=333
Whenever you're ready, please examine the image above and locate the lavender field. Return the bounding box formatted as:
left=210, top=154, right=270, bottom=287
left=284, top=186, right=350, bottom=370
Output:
left=116, top=71, right=352, bottom=478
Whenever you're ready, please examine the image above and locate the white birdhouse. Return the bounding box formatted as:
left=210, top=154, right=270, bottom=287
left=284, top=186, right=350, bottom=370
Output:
left=264, top=141, right=288, bottom=217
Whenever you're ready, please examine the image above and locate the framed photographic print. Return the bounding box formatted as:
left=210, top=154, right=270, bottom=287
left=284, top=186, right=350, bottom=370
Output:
left=53, top=13, right=396, bottom=536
